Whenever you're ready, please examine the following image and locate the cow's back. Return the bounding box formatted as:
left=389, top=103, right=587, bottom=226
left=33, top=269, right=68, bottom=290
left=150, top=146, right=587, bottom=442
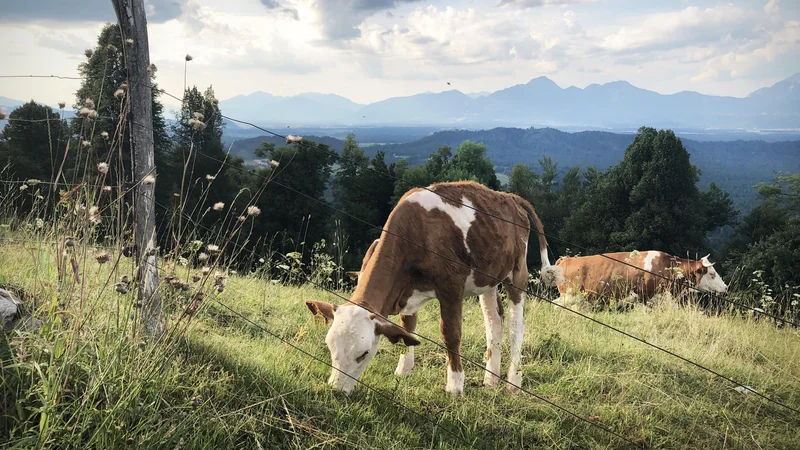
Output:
left=555, top=251, right=662, bottom=301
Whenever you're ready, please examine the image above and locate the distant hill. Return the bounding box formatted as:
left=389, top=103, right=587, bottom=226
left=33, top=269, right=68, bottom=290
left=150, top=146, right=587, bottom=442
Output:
left=212, top=73, right=800, bottom=131
left=370, top=127, right=800, bottom=212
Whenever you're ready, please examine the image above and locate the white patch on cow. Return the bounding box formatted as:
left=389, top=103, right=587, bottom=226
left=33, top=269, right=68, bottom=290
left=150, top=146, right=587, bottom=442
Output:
left=406, top=191, right=476, bottom=253
left=446, top=367, right=465, bottom=395
left=399, top=290, right=435, bottom=315
left=464, top=271, right=496, bottom=296
left=506, top=299, right=525, bottom=391
left=696, top=266, right=728, bottom=293
left=395, top=346, right=414, bottom=376
left=643, top=251, right=659, bottom=272
left=480, top=287, right=503, bottom=386
left=324, top=305, right=381, bottom=393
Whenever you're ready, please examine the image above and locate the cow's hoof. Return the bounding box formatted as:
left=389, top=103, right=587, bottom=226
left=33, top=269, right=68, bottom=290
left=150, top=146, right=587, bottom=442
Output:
left=507, top=371, right=523, bottom=392
left=483, top=372, right=501, bottom=386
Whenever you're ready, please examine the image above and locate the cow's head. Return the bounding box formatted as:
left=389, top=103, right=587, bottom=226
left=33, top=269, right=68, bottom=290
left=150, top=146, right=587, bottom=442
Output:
left=305, top=300, right=420, bottom=393
left=694, top=254, right=728, bottom=293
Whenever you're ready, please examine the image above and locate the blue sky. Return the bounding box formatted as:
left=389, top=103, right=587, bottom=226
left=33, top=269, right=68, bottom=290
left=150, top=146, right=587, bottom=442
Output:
left=0, top=0, right=798, bottom=108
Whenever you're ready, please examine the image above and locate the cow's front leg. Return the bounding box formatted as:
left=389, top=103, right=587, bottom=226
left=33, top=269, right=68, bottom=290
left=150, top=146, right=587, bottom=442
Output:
left=395, top=313, right=417, bottom=376
left=439, top=299, right=464, bottom=395
left=480, top=287, right=503, bottom=385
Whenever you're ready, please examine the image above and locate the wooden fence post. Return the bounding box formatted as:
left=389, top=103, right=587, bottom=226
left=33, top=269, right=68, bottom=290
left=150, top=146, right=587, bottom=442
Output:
left=111, top=0, right=163, bottom=336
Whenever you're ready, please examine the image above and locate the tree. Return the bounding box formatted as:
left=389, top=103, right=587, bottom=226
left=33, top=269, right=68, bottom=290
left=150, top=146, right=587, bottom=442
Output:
left=447, top=141, right=500, bottom=189
left=0, top=101, right=69, bottom=183
left=562, top=127, right=736, bottom=255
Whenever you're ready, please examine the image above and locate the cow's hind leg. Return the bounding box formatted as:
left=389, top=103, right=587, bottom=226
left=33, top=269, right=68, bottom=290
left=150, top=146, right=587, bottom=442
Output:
left=395, top=313, right=417, bottom=376
left=480, top=286, right=503, bottom=385
left=504, top=271, right=528, bottom=392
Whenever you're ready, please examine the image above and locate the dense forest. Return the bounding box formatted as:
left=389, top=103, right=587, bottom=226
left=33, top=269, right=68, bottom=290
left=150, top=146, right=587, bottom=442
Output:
left=1, top=25, right=798, bottom=316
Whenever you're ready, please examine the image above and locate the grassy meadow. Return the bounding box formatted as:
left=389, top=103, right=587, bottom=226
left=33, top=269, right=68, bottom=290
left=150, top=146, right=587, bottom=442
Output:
left=1, top=237, right=799, bottom=450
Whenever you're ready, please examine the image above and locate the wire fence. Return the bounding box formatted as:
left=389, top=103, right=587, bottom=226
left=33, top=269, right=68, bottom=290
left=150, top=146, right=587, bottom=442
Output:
left=2, top=71, right=798, bottom=448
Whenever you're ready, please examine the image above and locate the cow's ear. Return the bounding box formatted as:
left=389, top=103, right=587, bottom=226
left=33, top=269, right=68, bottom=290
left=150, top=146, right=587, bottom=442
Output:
left=345, top=271, right=360, bottom=280
left=373, top=317, right=421, bottom=346
left=305, top=300, right=337, bottom=323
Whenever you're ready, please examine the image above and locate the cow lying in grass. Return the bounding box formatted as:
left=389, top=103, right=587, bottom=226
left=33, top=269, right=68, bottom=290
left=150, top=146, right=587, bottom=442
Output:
left=554, top=250, right=729, bottom=309
left=306, top=181, right=564, bottom=395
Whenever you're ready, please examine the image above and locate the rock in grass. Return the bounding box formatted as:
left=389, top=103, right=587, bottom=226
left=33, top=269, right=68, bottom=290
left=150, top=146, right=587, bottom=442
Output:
left=0, top=288, right=20, bottom=331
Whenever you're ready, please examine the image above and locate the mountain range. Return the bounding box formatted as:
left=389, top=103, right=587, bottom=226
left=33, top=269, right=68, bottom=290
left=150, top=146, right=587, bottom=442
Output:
left=217, top=73, right=800, bottom=131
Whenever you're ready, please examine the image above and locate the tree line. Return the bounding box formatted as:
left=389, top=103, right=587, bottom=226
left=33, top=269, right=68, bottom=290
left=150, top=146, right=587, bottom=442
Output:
left=0, top=25, right=797, bottom=315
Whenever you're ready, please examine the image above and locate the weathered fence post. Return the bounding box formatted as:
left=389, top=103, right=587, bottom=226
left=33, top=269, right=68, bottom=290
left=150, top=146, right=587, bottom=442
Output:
left=111, top=0, right=163, bottom=336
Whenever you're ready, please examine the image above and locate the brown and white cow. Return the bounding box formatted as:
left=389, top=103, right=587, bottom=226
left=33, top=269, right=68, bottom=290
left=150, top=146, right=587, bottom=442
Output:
left=305, top=181, right=563, bottom=395
left=554, top=250, right=728, bottom=308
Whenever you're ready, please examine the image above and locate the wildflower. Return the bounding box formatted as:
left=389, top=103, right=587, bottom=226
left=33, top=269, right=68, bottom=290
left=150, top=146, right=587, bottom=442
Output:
left=246, top=205, right=261, bottom=216
left=125, top=38, right=134, bottom=46
left=212, top=202, right=224, bottom=211
left=258, top=258, right=265, bottom=263
left=185, top=54, right=193, bottom=61
left=106, top=44, right=117, bottom=53
left=84, top=49, right=93, bottom=58
left=178, top=256, right=189, bottom=266
left=88, top=206, right=101, bottom=225
left=193, top=112, right=204, bottom=121
left=143, top=175, right=156, bottom=185
left=198, top=252, right=209, bottom=262
left=84, top=99, right=95, bottom=109
left=201, top=266, right=211, bottom=275
left=103, top=186, right=112, bottom=192
left=78, top=107, right=93, bottom=117
left=120, top=82, right=128, bottom=91
left=206, top=174, right=215, bottom=181
left=207, top=244, right=220, bottom=254
left=269, top=160, right=280, bottom=168
left=58, top=102, right=66, bottom=109
left=114, top=89, right=125, bottom=99
left=19, top=184, right=28, bottom=191
left=87, top=110, right=98, bottom=119
left=237, top=215, right=246, bottom=222
left=95, top=252, right=110, bottom=264
left=148, top=63, right=158, bottom=74
left=35, top=218, right=44, bottom=229
left=101, top=131, right=109, bottom=139
left=285, top=134, right=302, bottom=144
left=82, top=140, right=91, bottom=148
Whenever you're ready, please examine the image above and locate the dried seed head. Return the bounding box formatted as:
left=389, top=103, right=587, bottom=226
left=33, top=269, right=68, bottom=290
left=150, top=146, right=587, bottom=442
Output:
left=148, top=63, right=158, bottom=74
left=114, top=89, right=125, bottom=99
left=212, top=202, right=224, bottom=211
left=115, top=283, right=128, bottom=294
left=125, top=38, right=134, bottom=46
left=120, top=274, right=130, bottom=285
left=98, top=162, right=109, bottom=174
left=106, top=44, right=117, bottom=53
left=143, top=175, right=156, bottom=185
left=101, top=131, right=109, bottom=139
left=19, top=184, right=28, bottom=191
left=269, top=160, right=280, bottom=169
left=237, top=215, right=246, bottom=222
left=58, top=102, right=66, bottom=109
left=206, top=174, right=215, bottom=181
left=193, top=111, right=204, bottom=121
left=198, top=252, right=209, bottom=262
left=192, top=274, right=201, bottom=282
left=189, top=118, right=206, bottom=131
left=246, top=205, right=261, bottom=216
left=103, top=185, right=112, bottom=192
left=84, top=98, right=95, bottom=109
left=65, top=236, right=76, bottom=247
left=81, top=140, right=91, bottom=148
left=207, top=244, right=220, bottom=254
left=211, top=97, right=219, bottom=105
left=95, top=252, right=110, bottom=264
left=185, top=54, right=193, bottom=61
left=201, top=266, right=211, bottom=275
left=84, top=49, right=93, bottom=58
left=286, top=135, right=302, bottom=144
left=78, top=107, right=92, bottom=117
left=87, top=110, right=98, bottom=119
left=88, top=206, right=101, bottom=225
left=0, top=110, right=6, bottom=121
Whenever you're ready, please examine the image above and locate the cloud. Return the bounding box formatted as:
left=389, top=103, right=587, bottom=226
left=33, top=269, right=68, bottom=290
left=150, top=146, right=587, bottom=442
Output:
left=498, top=0, right=597, bottom=8
left=0, top=0, right=188, bottom=24
left=301, top=0, right=423, bottom=41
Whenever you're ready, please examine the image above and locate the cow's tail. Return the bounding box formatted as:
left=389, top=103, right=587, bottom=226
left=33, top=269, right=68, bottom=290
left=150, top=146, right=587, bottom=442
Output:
left=513, top=195, right=564, bottom=287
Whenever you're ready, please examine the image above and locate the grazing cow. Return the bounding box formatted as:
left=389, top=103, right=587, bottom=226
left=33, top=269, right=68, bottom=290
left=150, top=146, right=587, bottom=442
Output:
left=305, top=181, right=564, bottom=395
left=554, top=250, right=728, bottom=308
